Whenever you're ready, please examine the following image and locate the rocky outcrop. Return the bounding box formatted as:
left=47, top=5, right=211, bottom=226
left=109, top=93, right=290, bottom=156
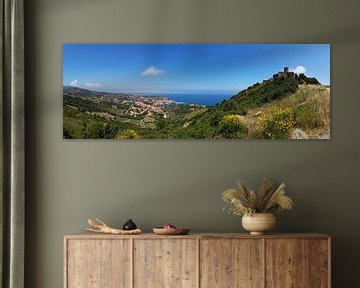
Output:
left=291, top=128, right=309, bottom=139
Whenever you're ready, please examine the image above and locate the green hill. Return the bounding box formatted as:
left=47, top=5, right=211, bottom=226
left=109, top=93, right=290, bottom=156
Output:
left=177, top=73, right=323, bottom=139
left=218, top=73, right=320, bottom=115
left=63, top=86, right=104, bottom=96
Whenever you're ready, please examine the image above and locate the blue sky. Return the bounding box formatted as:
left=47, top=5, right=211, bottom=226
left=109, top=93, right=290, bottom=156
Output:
left=63, top=44, right=330, bottom=94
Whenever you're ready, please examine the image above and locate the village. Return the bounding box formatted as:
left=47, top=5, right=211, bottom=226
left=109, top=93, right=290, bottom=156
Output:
left=79, top=91, right=177, bottom=119
left=122, top=96, right=175, bottom=118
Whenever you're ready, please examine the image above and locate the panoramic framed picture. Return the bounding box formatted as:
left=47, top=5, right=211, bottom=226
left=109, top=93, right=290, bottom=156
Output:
left=63, top=44, right=330, bottom=140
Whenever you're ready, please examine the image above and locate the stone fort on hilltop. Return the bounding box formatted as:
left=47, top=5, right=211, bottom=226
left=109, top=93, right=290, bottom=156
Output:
left=273, top=67, right=296, bottom=79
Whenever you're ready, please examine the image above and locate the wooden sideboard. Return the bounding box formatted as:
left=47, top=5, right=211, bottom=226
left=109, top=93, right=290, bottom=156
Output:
left=64, top=233, right=330, bottom=288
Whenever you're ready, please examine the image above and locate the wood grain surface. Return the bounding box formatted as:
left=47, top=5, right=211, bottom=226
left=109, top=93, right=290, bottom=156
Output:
left=64, top=233, right=330, bottom=288
left=200, top=239, right=264, bottom=288
left=133, top=239, right=198, bottom=288
left=65, top=233, right=330, bottom=240
left=66, top=239, right=131, bottom=288
left=309, top=239, right=330, bottom=288
left=265, top=239, right=311, bottom=287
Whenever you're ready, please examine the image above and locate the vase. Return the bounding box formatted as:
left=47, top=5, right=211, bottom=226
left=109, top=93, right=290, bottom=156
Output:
left=242, top=213, right=276, bottom=235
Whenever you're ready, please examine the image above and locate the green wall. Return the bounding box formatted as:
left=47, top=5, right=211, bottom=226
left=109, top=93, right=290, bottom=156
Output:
left=25, top=0, right=360, bottom=287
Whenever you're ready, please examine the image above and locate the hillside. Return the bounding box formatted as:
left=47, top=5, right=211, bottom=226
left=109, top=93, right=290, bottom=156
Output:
left=176, top=73, right=326, bottom=139
left=238, top=85, right=330, bottom=139
left=63, top=73, right=329, bottom=139
left=219, top=72, right=320, bottom=113
left=63, top=86, right=105, bottom=96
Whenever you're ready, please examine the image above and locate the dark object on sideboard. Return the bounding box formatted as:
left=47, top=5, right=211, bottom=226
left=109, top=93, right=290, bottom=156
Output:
left=123, top=219, right=137, bottom=230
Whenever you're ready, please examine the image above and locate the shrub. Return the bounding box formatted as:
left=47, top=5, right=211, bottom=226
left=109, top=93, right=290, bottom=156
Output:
left=298, top=73, right=320, bottom=85
left=219, top=115, right=247, bottom=139
left=85, top=121, right=106, bottom=139
left=116, top=129, right=139, bottom=139
left=260, top=107, right=295, bottom=139
left=220, top=99, right=247, bottom=115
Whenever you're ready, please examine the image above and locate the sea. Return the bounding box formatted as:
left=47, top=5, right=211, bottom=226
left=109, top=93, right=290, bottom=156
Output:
left=137, top=93, right=234, bottom=106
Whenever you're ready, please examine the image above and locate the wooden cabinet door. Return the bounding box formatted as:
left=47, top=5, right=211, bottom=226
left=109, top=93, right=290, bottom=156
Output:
left=66, top=239, right=131, bottom=288
left=200, top=239, right=264, bottom=288
left=265, top=239, right=329, bottom=288
left=309, top=239, right=330, bottom=288
left=266, top=239, right=310, bottom=288
left=133, top=239, right=198, bottom=288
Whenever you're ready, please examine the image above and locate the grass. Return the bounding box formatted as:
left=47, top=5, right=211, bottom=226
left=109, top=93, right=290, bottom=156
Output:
left=242, top=85, right=330, bottom=139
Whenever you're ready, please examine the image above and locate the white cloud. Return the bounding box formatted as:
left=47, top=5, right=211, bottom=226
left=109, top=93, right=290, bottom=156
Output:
left=141, top=65, right=165, bottom=76
left=70, top=79, right=79, bottom=86
left=69, top=80, right=103, bottom=89
left=84, top=82, right=103, bottom=88
left=291, top=65, right=306, bottom=75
